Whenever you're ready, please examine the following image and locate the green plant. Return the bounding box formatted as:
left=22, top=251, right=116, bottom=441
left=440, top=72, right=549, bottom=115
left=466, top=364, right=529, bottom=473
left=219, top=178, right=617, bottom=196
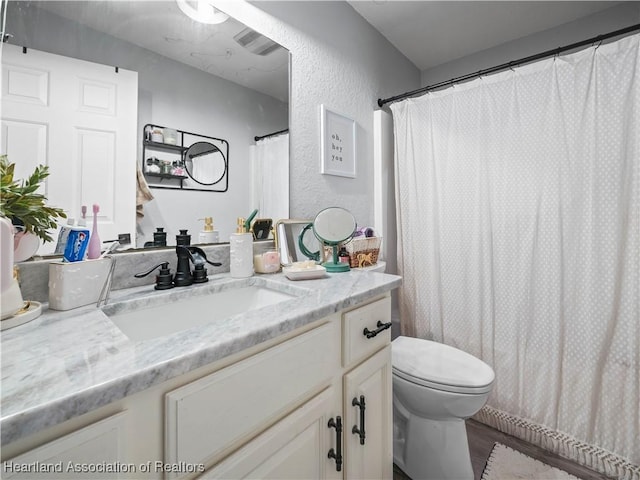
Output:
left=0, top=155, right=66, bottom=243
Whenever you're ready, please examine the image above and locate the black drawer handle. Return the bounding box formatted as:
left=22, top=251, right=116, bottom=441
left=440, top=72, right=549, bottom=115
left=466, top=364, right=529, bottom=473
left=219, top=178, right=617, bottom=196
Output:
left=363, top=320, right=392, bottom=339
left=352, top=395, right=366, bottom=445
left=328, top=416, right=343, bottom=472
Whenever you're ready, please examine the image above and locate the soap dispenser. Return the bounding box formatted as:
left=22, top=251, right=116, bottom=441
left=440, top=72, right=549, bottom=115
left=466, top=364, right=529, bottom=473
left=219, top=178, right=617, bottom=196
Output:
left=198, top=217, right=219, bottom=244
left=230, top=217, right=254, bottom=278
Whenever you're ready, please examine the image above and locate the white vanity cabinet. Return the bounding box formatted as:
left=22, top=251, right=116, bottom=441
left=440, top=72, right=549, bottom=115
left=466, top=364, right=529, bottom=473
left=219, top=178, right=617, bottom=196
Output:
left=184, top=294, right=393, bottom=480
left=1, top=292, right=394, bottom=480
left=1, top=412, right=128, bottom=479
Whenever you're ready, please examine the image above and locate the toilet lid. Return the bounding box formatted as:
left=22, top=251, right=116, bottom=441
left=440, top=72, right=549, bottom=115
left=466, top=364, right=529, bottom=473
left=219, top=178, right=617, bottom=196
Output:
left=392, top=336, right=495, bottom=393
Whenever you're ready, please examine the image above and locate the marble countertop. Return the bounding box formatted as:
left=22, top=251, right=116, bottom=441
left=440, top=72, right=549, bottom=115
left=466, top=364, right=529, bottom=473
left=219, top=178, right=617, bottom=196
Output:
left=1, top=270, right=401, bottom=446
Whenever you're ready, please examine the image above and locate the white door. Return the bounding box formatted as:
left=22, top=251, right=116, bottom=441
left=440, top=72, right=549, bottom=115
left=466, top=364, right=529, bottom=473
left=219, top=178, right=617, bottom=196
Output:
left=199, top=386, right=342, bottom=480
left=343, top=345, right=393, bottom=480
left=1, top=44, right=138, bottom=254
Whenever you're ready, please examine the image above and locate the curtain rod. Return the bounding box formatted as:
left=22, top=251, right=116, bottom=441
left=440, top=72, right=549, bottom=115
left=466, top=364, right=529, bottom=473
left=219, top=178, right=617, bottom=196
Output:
left=377, top=23, right=640, bottom=108
left=254, top=128, right=289, bottom=142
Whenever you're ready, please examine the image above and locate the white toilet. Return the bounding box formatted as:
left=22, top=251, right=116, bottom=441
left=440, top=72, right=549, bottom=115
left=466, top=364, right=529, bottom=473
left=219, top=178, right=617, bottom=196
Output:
left=392, top=336, right=495, bottom=480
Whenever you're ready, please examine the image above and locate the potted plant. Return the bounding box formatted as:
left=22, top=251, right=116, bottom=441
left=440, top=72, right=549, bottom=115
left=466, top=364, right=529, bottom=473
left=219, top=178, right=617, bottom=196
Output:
left=0, top=155, right=66, bottom=259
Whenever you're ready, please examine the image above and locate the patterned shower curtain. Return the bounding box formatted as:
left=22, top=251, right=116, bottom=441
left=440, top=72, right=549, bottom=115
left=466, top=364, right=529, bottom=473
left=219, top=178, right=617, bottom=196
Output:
left=391, top=34, right=639, bottom=479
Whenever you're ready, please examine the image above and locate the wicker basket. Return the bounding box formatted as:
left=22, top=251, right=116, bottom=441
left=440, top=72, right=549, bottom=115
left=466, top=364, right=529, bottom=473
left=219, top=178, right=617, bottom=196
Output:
left=345, top=236, right=382, bottom=268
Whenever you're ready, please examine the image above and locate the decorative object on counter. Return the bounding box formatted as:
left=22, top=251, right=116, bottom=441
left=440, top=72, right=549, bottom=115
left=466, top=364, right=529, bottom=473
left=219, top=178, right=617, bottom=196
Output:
left=1, top=215, right=43, bottom=329
left=48, top=257, right=114, bottom=310
left=0, top=155, right=66, bottom=249
left=230, top=212, right=256, bottom=278
left=198, top=217, right=219, bottom=244
left=87, top=204, right=102, bottom=259
left=283, top=261, right=327, bottom=280
left=301, top=207, right=357, bottom=273
left=274, top=219, right=319, bottom=266
left=251, top=218, right=272, bottom=240
left=320, top=105, right=357, bottom=178
left=345, top=235, right=382, bottom=268
left=338, top=247, right=350, bottom=264
left=254, top=251, right=281, bottom=273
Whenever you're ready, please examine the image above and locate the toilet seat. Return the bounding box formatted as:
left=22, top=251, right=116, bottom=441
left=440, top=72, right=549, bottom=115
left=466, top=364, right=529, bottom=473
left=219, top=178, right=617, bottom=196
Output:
left=392, top=336, right=494, bottom=395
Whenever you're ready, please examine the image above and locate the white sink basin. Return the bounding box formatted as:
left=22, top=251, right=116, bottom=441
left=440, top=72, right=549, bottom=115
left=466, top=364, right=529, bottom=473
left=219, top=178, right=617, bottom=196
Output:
left=105, top=284, right=298, bottom=341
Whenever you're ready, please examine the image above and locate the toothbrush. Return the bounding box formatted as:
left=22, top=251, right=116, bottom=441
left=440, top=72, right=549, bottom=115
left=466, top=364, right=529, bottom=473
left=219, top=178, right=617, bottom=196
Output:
left=78, top=205, right=87, bottom=227
left=87, top=204, right=101, bottom=259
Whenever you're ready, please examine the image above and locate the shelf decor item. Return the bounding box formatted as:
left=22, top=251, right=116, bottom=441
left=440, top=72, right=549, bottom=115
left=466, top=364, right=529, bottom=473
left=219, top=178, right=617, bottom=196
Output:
left=320, top=105, right=356, bottom=178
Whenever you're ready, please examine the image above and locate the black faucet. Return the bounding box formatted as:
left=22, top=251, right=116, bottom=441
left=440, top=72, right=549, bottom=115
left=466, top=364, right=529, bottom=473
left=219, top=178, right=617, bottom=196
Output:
left=174, top=230, right=222, bottom=287
left=135, top=230, right=223, bottom=289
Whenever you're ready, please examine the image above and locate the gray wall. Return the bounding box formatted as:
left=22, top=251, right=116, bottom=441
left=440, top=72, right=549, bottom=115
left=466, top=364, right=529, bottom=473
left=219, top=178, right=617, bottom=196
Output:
left=5, top=3, right=289, bottom=246
left=421, top=3, right=640, bottom=86
left=220, top=1, right=420, bottom=228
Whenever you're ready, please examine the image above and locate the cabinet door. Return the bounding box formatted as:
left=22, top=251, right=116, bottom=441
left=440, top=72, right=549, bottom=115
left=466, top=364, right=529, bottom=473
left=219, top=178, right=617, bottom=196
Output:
left=199, top=386, right=341, bottom=480
left=343, top=345, right=393, bottom=480
left=1, top=412, right=127, bottom=479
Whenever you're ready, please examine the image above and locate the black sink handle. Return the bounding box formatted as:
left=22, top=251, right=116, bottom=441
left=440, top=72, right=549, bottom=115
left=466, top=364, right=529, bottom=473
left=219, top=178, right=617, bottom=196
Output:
left=186, top=246, right=222, bottom=267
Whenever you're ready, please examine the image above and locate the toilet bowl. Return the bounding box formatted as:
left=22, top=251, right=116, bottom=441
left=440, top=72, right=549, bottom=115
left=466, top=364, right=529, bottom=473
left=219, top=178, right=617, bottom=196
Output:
left=392, top=336, right=495, bottom=480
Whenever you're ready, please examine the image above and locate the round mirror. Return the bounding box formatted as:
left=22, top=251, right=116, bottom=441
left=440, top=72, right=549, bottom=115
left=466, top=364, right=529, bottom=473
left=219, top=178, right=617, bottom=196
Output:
left=184, top=141, right=227, bottom=186
left=312, top=207, right=356, bottom=245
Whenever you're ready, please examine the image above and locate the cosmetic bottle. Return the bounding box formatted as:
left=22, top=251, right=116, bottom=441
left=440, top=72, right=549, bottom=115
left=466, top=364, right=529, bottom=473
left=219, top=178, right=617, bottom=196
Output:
left=198, top=217, right=219, bottom=244
left=230, top=217, right=253, bottom=278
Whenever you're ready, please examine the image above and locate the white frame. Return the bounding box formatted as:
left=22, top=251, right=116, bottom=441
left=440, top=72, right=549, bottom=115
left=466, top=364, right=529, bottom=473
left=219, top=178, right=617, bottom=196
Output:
left=320, top=104, right=356, bottom=178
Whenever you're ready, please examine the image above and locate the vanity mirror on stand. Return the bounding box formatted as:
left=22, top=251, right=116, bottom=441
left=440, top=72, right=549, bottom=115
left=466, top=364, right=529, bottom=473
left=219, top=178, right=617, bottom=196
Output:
left=2, top=1, right=290, bottom=254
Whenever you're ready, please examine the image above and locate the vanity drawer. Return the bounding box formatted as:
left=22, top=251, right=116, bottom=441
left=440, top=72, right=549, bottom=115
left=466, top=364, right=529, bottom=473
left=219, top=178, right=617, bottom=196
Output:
left=165, top=319, right=340, bottom=472
left=342, top=296, right=391, bottom=367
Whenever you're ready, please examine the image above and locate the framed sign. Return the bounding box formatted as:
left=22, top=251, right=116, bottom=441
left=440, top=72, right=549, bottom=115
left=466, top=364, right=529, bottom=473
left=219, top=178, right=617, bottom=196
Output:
left=320, top=104, right=356, bottom=178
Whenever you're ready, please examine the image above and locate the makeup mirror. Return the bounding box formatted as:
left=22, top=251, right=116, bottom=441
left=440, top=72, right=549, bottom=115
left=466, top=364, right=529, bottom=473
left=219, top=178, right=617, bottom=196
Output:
left=310, top=207, right=357, bottom=273
left=275, top=220, right=320, bottom=267
left=2, top=0, right=290, bottom=254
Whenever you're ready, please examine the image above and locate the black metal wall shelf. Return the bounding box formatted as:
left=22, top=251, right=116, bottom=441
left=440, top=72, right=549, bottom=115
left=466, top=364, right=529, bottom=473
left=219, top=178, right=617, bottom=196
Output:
left=142, top=123, right=229, bottom=193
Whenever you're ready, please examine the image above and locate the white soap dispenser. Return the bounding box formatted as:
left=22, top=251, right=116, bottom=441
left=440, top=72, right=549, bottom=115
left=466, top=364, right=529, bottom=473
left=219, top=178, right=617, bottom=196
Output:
left=198, top=217, right=219, bottom=244
left=230, top=216, right=254, bottom=278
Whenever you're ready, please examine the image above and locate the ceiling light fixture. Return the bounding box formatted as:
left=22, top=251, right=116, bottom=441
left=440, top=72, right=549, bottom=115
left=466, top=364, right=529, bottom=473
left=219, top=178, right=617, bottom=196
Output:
left=176, top=0, right=229, bottom=25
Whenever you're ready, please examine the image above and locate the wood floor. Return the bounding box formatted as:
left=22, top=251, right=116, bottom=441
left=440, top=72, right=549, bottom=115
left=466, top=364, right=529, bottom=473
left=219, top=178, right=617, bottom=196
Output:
left=393, top=419, right=613, bottom=480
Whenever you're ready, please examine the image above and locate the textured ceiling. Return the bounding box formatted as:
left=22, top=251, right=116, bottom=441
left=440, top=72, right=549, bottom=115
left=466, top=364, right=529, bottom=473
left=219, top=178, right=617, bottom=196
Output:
left=34, top=1, right=290, bottom=102
left=348, top=1, right=621, bottom=71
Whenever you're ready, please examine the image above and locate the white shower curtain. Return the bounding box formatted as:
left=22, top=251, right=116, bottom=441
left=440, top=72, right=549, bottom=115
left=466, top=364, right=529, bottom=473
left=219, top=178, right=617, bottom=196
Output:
left=391, top=34, right=639, bottom=479
left=250, top=133, right=289, bottom=222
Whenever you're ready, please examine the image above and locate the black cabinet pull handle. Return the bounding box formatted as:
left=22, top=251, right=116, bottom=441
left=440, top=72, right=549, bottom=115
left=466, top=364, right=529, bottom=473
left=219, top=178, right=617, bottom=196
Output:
left=328, top=416, right=343, bottom=472
left=352, top=395, right=366, bottom=445
left=363, top=320, right=392, bottom=339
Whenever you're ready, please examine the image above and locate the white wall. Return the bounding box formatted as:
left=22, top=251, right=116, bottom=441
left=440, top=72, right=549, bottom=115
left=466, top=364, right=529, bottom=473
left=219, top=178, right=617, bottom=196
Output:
left=216, top=1, right=420, bottom=228
left=5, top=3, right=288, bottom=246
left=421, top=3, right=640, bottom=86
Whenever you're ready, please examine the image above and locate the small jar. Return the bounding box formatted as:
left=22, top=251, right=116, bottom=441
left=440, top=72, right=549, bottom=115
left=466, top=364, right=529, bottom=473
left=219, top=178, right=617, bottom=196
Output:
left=171, top=161, right=184, bottom=176
left=338, top=247, right=350, bottom=264
left=146, top=157, right=161, bottom=174
left=161, top=160, right=172, bottom=175
left=164, top=128, right=178, bottom=145
left=150, top=127, right=164, bottom=143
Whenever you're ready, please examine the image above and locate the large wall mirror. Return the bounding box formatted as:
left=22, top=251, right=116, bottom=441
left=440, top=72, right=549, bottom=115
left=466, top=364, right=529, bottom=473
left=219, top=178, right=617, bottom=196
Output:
left=2, top=0, right=290, bottom=254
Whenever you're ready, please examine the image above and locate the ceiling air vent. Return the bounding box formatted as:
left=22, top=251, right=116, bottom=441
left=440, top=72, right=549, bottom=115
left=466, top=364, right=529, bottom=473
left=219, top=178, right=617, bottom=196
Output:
left=233, top=27, right=282, bottom=56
